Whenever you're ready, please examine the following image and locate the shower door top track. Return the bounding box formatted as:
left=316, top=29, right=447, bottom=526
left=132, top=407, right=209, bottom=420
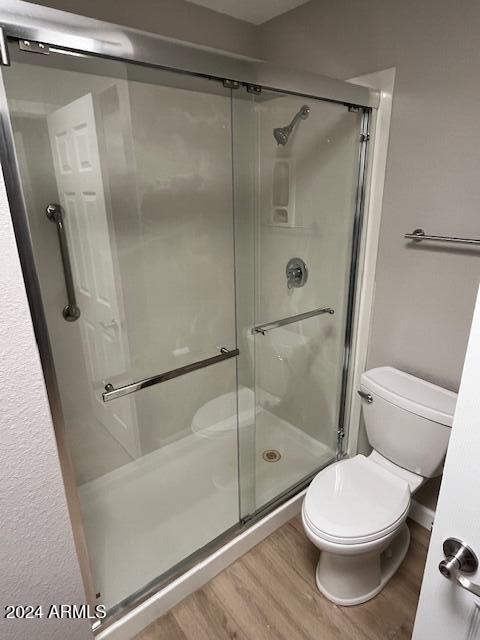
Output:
left=0, top=0, right=378, bottom=108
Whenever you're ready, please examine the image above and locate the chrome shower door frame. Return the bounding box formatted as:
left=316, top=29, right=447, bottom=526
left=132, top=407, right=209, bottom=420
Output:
left=0, top=0, right=378, bottom=108
left=0, top=0, right=374, bottom=632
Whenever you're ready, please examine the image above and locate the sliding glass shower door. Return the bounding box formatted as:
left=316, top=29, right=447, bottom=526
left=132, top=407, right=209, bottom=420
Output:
left=233, top=89, right=364, bottom=515
left=1, top=42, right=367, bottom=621
left=3, top=49, right=241, bottom=612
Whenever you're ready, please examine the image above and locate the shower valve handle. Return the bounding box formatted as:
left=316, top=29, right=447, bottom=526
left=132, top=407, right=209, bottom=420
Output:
left=286, top=258, right=308, bottom=289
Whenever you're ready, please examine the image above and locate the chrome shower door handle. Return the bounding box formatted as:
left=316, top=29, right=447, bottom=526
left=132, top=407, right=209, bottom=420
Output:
left=46, top=203, right=80, bottom=322
left=439, top=538, right=480, bottom=598
left=103, top=347, right=239, bottom=402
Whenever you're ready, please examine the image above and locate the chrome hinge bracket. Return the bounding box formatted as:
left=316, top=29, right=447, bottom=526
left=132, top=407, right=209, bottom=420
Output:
left=336, top=428, right=346, bottom=461
left=246, top=83, right=262, bottom=94
left=19, top=39, right=50, bottom=56
left=223, top=79, right=240, bottom=89
left=0, top=27, right=10, bottom=66
left=360, top=132, right=370, bottom=142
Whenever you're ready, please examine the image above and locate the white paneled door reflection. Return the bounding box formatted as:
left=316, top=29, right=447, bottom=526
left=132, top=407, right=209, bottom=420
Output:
left=47, top=93, right=140, bottom=458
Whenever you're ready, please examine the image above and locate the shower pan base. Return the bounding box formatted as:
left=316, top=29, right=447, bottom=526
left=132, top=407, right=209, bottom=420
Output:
left=95, top=481, right=309, bottom=640
left=80, top=409, right=333, bottom=611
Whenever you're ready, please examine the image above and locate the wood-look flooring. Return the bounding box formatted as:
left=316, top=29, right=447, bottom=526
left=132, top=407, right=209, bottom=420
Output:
left=134, top=517, right=430, bottom=640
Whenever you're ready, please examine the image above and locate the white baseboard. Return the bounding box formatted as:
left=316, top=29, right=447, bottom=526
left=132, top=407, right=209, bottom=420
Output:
left=97, top=490, right=305, bottom=640
left=409, top=499, right=435, bottom=531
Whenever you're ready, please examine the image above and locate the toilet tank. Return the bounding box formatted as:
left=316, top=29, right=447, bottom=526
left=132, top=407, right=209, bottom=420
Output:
left=360, top=367, right=457, bottom=478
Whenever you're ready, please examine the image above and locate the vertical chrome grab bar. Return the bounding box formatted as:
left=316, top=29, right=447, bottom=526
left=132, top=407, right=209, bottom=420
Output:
left=0, top=27, right=10, bottom=66
left=46, top=203, right=80, bottom=322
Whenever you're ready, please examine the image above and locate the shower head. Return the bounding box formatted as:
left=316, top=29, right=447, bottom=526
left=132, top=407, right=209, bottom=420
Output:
left=273, top=127, right=290, bottom=146
left=273, top=104, right=310, bottom=146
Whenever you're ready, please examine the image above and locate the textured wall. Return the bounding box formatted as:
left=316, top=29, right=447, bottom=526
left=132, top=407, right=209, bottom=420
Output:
left=260, top=0, right=480, bottom=394
left=0, top=173, right=91, bottom=639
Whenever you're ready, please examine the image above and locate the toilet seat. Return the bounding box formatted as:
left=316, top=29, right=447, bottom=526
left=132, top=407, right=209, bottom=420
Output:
left=303, top=455, right=411, bottom=546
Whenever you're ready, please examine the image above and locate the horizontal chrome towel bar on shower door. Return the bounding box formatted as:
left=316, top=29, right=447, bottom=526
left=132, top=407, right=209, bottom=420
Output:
left=252, top=307, right=335, bottom=336
left=46, top=203, right=81, bottom=322
left=405, top=228, right=480, bottom=246
left=102, top=347, right=239, bottom=402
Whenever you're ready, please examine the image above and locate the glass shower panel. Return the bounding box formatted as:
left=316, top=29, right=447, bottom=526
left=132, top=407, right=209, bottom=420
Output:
left=3, top=49, right=240, bottom=612
left=234, top=89, right=363, bottom=514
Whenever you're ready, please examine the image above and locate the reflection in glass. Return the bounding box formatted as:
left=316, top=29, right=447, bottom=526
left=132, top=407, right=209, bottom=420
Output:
left=4, top=50, right=238, bottom=610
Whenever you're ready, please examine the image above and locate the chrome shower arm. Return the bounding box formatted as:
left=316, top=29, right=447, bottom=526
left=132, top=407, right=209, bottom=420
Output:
left=273, top=104, right=310, bottom=145
left=284, top=105, right=310, bottom=135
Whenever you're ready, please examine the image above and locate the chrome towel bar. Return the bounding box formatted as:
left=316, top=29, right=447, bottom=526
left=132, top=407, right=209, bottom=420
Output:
left=46, top=203, right=81, bottom=321
left=405, top=228, right=480, bottom=246
left=102, top=347, right=239, bottom=402
left=252, top=306, right=334, bottom=335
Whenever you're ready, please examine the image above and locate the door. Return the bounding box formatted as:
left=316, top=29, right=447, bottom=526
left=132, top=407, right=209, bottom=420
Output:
left=413, top=286, right=480, bottom=639
left=3, top=49, right=240, bottom=612
left=47, top=93, right=139, bottom=458
left=233, top=88, right=366, bottom=515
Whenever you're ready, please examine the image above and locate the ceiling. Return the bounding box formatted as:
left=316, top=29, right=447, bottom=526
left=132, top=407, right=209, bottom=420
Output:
left=187, top=0, right=311, bottom=25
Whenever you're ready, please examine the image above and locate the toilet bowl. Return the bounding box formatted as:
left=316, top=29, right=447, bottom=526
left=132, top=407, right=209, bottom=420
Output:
left=302, top=366, right=457, bottom=606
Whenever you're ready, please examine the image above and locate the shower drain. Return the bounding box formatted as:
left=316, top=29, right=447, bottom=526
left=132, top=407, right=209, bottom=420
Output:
left=262, top=449, right=282, bottom=463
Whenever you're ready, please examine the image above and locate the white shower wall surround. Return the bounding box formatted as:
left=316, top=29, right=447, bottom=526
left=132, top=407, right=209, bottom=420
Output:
left=4, top=62, right=362, bottom=475
left=9, top=62, right=237, bottom=475
left=256, top=94, right=360, bottom=444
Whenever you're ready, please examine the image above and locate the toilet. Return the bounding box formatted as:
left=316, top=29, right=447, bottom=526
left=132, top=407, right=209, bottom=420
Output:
left=302, top=366, right=457, bottom=606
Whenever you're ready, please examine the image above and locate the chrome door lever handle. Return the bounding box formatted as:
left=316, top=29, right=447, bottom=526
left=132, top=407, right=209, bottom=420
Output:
left=439, top=538, right=480, bottom=597
left=450, top=568, right=480, bottom=598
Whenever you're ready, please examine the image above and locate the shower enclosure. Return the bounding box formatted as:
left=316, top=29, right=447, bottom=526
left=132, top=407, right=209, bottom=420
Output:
left=0, top=0, right=375, bottom=631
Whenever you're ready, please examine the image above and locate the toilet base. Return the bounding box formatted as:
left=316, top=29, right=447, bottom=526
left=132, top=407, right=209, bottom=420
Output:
left=315, top=523, right=410, bottom=606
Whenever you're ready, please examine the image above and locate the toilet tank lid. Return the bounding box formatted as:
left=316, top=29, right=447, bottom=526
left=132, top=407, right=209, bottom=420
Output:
left=360, top=367, right=457, bottom=427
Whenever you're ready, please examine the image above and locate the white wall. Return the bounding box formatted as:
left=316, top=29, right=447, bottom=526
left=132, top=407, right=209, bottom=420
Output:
left=0, top=173, right=91, bottom=639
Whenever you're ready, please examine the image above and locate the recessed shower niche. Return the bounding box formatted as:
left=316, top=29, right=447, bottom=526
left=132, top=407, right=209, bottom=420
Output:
left=272, top=158, right=296, bottom=227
